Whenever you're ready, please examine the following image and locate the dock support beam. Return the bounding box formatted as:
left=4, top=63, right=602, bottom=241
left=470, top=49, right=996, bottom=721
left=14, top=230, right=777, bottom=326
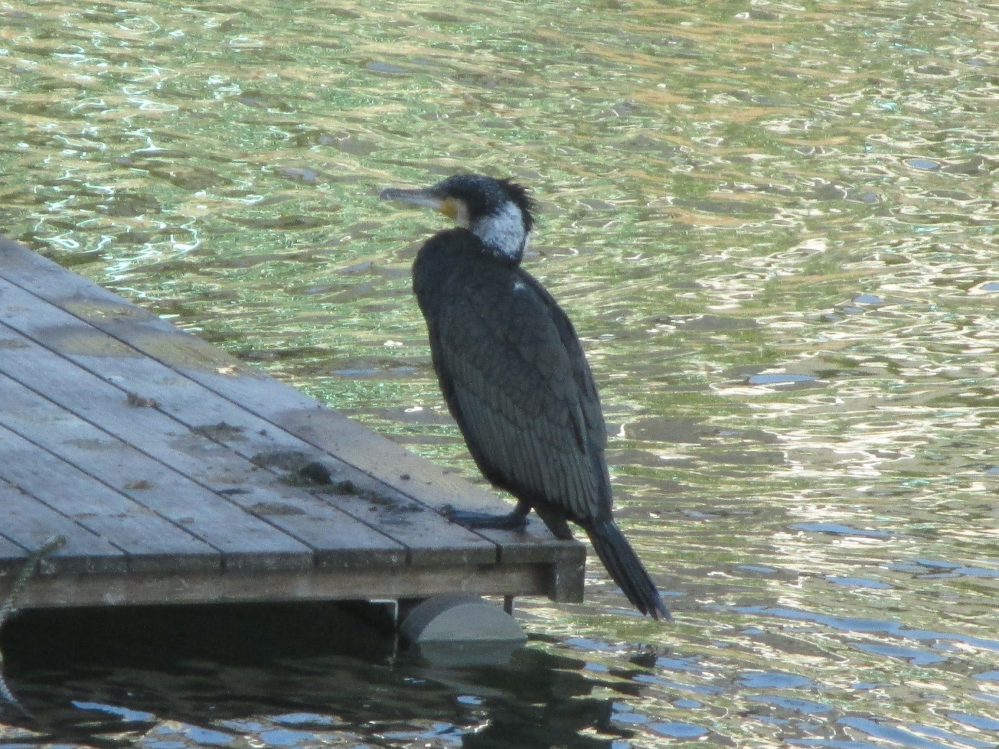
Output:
left=398, top=594, right=526, bottom=665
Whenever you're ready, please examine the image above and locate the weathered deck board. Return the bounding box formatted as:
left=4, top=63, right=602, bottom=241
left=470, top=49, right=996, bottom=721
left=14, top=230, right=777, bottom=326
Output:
left=0, top=314, right=434, bottom=568
left=0, top=423, right=221, bottom=574
left=9, top=563, right=555, bottom=610
left=0, top=523, right=29, bottom=574
left=0, top=237, right=586, bottom=609
left=0, top=371, right=313, bottom=572
left=0, top=277, right=505, bottom=566
left=0, top=480, right=126, bottom=576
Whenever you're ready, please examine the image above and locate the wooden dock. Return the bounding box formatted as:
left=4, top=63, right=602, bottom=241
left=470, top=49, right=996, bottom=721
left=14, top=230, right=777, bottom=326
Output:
left=0, top=237, right=584, bottom=611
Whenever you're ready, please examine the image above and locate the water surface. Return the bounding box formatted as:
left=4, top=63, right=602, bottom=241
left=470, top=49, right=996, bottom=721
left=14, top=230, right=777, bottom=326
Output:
left=1, top=0, right=998, bottom=746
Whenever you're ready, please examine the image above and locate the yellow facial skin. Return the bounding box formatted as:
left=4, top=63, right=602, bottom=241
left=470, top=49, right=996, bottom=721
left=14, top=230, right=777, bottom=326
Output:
left=440, top=197, right=470, bottom=227
left=440, top=198, right=459, bottom=218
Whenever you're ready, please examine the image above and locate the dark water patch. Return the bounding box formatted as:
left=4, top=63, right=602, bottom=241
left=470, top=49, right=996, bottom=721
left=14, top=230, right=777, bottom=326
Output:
left=0, top=605, right=642, bottom=749
left=93, top=193, right=162, bottom=217
left=238, top=345, right=335, bottom=362
left=237, top=92, right=295, bottom=111
left=716, top=427, right=780, bottom=444
left=699, top=449, right=785, bottom=465
left=328, top=357, right=425, bottom=379
left=145, top=164, right=234, bottom=191
left=914, top=65, right=951, bottom=76
left=624, top=417, right=708, bottom=443
left=671, top=198, right=775, bottom=216
left=226, top=215, right=330, bottom=230
left=605, top=448, right=672, bottom=468
left=941, top=156, right=989, bottom=175
left=276, top=167, right=323, bottom=183
left=37, top=248, right=107, bottom=267
left=927, top=190, right=975, bottom=201
left=366, top=61, right=409, bottom=74
left=668, top=314, right=760, bottom=331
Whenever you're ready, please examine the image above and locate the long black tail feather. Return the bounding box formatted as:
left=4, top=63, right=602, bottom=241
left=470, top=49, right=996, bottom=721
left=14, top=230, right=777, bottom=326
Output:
left=586, top=520, right=670, bottom=621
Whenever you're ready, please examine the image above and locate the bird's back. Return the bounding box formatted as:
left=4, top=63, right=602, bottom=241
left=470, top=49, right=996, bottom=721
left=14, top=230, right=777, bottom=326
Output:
left=413, top=229, right=610, bottom=527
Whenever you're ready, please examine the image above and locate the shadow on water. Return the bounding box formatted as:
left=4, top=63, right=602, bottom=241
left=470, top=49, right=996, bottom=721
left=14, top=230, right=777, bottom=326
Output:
left=0, top=602, right=629, bottom=748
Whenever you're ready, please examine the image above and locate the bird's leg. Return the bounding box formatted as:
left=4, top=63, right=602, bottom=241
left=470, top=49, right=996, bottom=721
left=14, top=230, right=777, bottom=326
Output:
left=441, top=499, right=530, bottom=531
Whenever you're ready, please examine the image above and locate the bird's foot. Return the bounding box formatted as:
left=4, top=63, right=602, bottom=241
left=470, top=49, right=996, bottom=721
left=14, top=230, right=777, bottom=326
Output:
left=441, top=505, right=529, bottom=532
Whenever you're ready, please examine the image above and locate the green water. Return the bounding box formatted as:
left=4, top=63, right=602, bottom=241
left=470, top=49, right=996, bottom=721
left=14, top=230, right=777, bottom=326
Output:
left=2, top=0, right=999, bottom=745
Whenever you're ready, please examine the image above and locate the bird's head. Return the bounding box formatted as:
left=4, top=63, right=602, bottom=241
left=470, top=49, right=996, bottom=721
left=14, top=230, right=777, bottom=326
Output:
left=380, top=174, right=535, bottom=263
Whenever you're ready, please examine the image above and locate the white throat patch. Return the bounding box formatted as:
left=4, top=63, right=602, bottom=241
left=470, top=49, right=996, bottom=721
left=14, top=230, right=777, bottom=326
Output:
left=472, top=202, right=528, bottom=259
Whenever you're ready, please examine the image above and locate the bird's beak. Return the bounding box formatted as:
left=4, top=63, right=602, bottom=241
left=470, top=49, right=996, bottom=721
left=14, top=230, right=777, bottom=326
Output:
left=379, top=187, right=446, bottom=212
left=381, top=186, right=467, bottom=224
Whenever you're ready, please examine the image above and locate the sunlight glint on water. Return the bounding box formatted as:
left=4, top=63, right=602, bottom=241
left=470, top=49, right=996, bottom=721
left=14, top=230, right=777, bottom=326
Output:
left=1, top=0, right=998, bottom=745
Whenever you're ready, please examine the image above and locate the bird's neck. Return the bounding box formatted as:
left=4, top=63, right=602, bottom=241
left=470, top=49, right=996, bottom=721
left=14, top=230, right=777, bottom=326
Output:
left=470, top=203, right=530, bottom=262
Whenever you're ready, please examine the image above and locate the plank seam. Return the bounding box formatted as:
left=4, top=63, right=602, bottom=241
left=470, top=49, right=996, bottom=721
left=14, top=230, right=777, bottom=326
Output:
left=0, top=420, right=229, bottom=558
left=0, top=314, right=477, bottom=567
left=0, top=468, right=135, bottom=562
left=0, top=335, right=408, bottom=565
left=0, top=273, right=505, bottom=560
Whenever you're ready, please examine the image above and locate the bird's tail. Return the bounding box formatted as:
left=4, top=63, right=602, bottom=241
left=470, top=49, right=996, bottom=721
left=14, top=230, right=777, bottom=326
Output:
left=586, top=520, right=671, bottom=621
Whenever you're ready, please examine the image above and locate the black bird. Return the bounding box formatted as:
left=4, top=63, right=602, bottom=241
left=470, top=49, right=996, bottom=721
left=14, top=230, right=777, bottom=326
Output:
left=381, top=174, right=669, bottom=620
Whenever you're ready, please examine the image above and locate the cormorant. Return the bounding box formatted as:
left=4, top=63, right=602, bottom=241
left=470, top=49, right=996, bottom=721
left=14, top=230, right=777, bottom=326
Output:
left=380, top=174, right=669, bottom=620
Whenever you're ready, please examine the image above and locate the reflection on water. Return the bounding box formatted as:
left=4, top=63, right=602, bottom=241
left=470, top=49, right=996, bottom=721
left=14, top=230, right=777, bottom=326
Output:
left=2, top=0, right=999, bottom=745
left=0, top=604, right=636, bottom=749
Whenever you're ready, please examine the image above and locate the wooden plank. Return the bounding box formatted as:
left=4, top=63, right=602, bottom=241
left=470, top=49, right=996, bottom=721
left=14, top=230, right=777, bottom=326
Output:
left=0, top=424, right=221, bottom=574
left=0, top=530, right=28, bottom=577
left=0, top=480, right=126, bottom=576
left=210, top=485, right=407, bottom=570
left=0, top=237, right=586, bottom=597
left=0, top=279, right=500, bottom=566
left=0, top=371, right=313, bottom=573
left=0, top=563, right=556, bottom=610
left=0, top=313, right=482, bottom=568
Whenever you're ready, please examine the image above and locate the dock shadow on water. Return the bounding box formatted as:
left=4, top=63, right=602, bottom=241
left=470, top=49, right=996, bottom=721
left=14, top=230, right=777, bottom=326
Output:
left=1, top=603, right=635, bottom=749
